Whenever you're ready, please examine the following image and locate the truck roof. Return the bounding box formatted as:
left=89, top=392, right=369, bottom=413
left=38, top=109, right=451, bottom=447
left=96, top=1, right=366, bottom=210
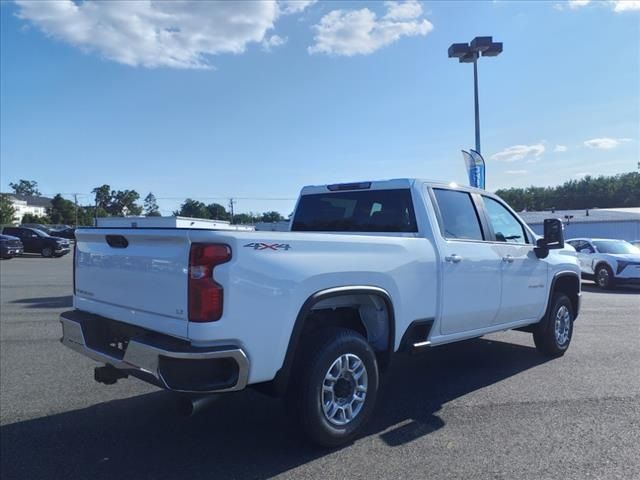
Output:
left=300, top=178, right=483, bottom=195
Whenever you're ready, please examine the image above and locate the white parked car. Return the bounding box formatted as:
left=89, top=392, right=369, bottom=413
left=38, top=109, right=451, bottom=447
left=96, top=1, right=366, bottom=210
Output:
left=61, top=179, right=581, bottom=446
left=567, top=238, right=640, bottom=289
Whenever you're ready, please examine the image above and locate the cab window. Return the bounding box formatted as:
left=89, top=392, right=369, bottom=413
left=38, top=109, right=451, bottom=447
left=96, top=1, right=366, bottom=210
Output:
left=433, top=189, right=484, bottom=241
left=482, top=197, right=528, bottom=244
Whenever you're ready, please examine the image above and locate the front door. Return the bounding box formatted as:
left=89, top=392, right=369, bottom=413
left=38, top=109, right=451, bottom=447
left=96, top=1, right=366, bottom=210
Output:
left=431, top=188, right=502, bottom=335
left=480, top=196, right=548, bottom=324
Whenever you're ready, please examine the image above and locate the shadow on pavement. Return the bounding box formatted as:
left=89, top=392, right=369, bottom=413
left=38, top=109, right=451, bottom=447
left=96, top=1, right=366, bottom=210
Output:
left=11, top=295, right=73, bottom=309
left=581, top=283, right=640, bottom=295
left=0, top=338, right=549, bottom=480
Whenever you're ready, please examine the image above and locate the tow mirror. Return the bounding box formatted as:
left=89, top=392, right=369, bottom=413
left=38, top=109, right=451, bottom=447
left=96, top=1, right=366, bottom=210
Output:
left=543, top=218, right=564, bottom=249
left=534, top=218, right=564, bottom=258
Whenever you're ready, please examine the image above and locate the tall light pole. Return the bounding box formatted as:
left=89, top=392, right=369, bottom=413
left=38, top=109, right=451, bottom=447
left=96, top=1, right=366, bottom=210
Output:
left=448, top=36, right=503, bottom=155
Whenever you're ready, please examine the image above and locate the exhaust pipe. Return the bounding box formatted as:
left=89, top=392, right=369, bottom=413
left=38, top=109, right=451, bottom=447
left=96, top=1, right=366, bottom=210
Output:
left=176, top=394, right=219, bottom=416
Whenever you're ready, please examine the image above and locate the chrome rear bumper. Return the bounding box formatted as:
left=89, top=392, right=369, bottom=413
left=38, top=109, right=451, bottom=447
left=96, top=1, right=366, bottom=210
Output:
left=60, top=310, right=249, bottom=394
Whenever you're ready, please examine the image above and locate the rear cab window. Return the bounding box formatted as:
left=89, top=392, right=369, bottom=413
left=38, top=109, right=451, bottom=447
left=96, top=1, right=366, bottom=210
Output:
left=291, top=188, right=418, bottom=232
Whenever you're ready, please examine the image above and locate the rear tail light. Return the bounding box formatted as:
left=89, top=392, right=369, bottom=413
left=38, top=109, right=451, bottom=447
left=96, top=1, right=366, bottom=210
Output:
left=188, top=243, right=231, bottom=322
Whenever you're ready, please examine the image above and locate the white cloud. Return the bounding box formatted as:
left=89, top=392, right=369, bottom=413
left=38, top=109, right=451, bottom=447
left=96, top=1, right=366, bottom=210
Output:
left=278, top=0, right=317, bottom=14
left=262, top=34, right=287, bottom=51
left=491, top=143, right=545, bottom=162
left=568, top=0, right=591, bottom=8
left=583, top=137, right=632, bottom=149
left=559, top=0, right=640, bottom=12
left=612, top=0, right=640, bottom=12
left=14, top=0, right=314, bottom=69
left=554, top=145, right=568, bottom=152
left=308, top=0, right=433, bottom=56
left=506, top=170, right=529, bottom=175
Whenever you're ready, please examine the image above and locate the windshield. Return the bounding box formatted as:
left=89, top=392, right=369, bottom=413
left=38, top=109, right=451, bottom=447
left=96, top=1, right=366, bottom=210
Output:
left=30, top=229, right=50, bottom=237
left=593, top=240, right=640, bottom=255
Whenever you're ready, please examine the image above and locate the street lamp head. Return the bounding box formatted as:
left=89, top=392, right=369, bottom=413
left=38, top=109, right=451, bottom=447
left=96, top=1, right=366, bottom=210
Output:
left=482, top=42, right=503, bottom=57
left=448, top=43, right=470, bottom=58
left=470, top=36, right=493, bottom=53
left=459, top=52, right=479, bottom=63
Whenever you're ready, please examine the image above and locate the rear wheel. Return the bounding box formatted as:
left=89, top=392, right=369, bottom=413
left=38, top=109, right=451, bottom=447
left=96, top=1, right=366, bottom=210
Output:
left=595, top=264, right=614, bottom=289
left=287, top=327, right=379, bottom=447
left=41, top=247, right=53, bottom=258
left=533, top=293, right=574, bottom=357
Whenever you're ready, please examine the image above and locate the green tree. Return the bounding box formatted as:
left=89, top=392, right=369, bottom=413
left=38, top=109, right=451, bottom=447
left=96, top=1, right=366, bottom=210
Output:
left=174, top=199, right=210, bottom=219
left=76, top=206, right=97, bottom=226
left=260, top=211, right=285, bottom=223
left=47, top=194, right=76, bottom=225
left=9, top=179, right=41, bottom=196
left=91, top=185, right=142, bottom=216
left=206, top=202, right=230, bottom=220
left=0, top=194, right=17, bottom=224
left=144, top=193, right=161, bottom=216
left=232, top=213, right=259, bottom=224
left=21, top=213, right=49, bottom=224
left=92, top=185, right=111, bottom=211
left=495, top=172, right=639, bottom=211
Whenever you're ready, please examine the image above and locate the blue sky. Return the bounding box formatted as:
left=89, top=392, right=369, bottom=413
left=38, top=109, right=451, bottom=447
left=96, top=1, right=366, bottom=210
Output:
left=1, top=0, right=638, bottom=216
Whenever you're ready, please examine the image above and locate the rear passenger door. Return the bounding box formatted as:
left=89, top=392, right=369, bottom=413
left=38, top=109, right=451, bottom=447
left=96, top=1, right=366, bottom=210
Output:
left=479, top=196, right=548, bottom=324
left=431, top=188, right=502, bottom=335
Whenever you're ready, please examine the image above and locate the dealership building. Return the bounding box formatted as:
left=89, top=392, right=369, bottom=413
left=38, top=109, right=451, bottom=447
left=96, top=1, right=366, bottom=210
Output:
left=519, top=207, right=640, bottom=242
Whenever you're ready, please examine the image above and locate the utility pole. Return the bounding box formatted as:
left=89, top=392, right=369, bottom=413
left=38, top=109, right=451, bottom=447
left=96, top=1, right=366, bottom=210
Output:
left=228, top=198, right=235, bottom=224
left=74, top=194, right=78, bottom=227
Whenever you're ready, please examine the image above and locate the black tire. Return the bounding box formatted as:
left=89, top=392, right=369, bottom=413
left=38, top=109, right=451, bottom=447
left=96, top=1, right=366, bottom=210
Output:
left=533, top=293, right=574, bottom=357
left=41, top=247, right=53, bottom=258
left=595, top=263, right=614, bottom=290
left=286, top=327, right=379, bottom=448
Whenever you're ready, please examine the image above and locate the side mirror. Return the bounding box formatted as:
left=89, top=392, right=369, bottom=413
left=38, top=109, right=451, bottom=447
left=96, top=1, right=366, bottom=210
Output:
left=579, top=248, right=592, bottom=254
left=534, top=218, right=564, bottom=258
left=543, top=218, right=564, bottom=249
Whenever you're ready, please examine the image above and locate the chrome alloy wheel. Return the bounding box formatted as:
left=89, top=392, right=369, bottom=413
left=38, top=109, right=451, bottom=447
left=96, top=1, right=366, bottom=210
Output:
left=321, top=353, right=368, bottom=426
left=554, top=305, right=571, bottom=346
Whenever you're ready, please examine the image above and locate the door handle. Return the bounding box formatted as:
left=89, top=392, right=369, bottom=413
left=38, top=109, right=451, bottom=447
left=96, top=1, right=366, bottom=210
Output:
left=445, top=254, right=462, bottom=263
left=502, top=255, right=514, bottom=263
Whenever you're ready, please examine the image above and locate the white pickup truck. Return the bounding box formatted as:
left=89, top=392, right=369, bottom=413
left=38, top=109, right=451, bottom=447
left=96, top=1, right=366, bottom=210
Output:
left=61, top=179, right=581, bottom=446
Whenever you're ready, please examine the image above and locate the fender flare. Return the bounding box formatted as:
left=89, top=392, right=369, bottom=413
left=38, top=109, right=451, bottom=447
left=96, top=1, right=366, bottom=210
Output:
left=543, top=271, right=581, bottom=327
left=268, top=286, right=395, bottom=396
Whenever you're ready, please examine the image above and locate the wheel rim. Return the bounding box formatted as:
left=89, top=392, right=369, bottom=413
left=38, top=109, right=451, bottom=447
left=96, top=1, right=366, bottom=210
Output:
left=43, top=248, right=52, bottom=257
left=597, top=268, right=609, bottom=287
left=554, top=305, right=571, bottom=346
left=321, top=353, right=368, bottom=426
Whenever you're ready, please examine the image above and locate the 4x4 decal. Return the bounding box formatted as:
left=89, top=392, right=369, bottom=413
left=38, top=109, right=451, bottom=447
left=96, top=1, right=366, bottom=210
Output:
left=244, top=242, right=291, bottom=251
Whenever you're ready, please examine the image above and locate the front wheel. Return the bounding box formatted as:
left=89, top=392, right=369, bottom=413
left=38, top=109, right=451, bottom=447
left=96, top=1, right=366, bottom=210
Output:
left=595, top=264, right=614, bottom=289
left=533, top=293, right=574, bottom=357
left=41, top=247, right=53, bottom=258
left=287, top=328, right=379, bottom=447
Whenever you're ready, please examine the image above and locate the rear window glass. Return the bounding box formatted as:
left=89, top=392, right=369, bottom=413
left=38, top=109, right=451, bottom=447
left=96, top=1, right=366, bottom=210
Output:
left=291, top=189, right=418, bottom=232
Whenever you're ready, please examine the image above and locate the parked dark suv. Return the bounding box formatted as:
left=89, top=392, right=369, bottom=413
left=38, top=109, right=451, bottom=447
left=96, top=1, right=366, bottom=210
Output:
left=0, top=234, right=24, bottom=259
left=2, top=227, right=71, bottom=257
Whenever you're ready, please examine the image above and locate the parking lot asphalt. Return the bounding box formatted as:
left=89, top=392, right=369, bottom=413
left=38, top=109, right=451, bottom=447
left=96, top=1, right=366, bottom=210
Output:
left=1, top=254, right=639, bottom=480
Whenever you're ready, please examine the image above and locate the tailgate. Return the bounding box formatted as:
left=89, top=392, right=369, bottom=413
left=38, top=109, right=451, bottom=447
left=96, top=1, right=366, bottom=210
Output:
left=74, top=229, right=191, bottom=338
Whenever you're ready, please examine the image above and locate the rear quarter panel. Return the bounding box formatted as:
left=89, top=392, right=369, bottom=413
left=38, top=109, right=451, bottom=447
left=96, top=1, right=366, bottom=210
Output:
left=186, top=229, right=438, bottom=384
